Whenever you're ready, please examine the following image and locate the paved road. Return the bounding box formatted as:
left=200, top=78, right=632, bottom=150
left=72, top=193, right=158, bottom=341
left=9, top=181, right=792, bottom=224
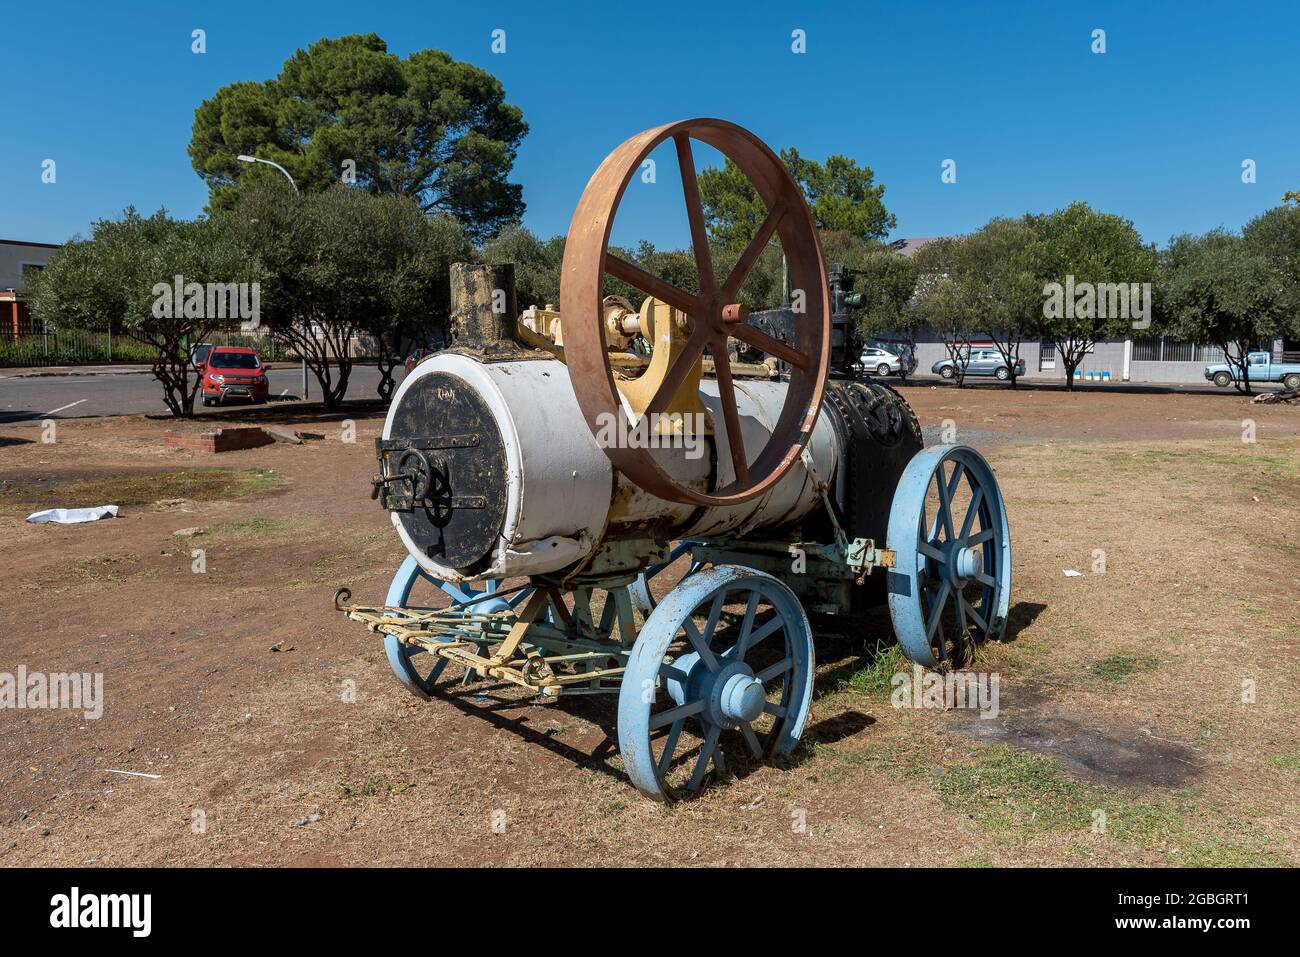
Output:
left=0, top=363, right=389, bottom=424
left=0, top=363, right=1278, bottom=426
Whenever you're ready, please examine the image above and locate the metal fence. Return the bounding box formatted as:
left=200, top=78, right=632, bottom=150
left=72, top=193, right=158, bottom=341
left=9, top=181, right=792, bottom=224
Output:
left=0, top=326, right=158, bottom=367
left=1131, top=338, right=1225, bottom=363
left=1, top=324, right=378, bottom=367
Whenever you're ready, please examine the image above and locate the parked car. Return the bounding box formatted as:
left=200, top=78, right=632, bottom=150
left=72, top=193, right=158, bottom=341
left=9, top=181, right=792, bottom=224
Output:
left=859, top=344, right=917, bottom=377
left=932, top=348, right=1026, bottom=381
left=405, top=347, right=438, bottom=373
left=1204, top=351, right=1300, bottom=390
left=198, top=345, right=270, bottom=406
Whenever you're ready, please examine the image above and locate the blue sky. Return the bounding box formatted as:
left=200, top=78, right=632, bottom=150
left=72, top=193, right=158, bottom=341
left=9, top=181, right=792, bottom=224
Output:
left=3, top=0, right=1298, bottom=250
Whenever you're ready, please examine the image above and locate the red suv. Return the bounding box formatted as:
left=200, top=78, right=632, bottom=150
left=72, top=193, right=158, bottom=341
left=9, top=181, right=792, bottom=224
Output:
left=198, top=345, right=271, bottom=406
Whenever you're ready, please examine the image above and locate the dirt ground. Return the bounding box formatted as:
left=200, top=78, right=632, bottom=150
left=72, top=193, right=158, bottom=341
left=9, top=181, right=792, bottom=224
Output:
left=1, top=383, right=1297, bottom=867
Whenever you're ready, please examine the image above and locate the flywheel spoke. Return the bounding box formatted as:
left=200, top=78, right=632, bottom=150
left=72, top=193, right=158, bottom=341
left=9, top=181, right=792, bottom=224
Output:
left=712, top=350, right=751, bottom=484
left=721, top=199, right=787, bottom=300
left=605, top=253, right=699, bottom=316
left=674, top=134, right=716, bottom=296
left=644, top=327, right=708, bottom=417
left=729, top=322, right=812, bottom=371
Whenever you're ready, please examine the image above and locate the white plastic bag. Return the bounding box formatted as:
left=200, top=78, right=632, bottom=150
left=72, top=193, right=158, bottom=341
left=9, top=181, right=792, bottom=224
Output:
left=25, top=505, right=119, bottom=524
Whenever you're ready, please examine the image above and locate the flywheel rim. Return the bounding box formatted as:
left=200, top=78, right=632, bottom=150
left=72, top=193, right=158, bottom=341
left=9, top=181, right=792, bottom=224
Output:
left=560, top=118, right=831, bottom=506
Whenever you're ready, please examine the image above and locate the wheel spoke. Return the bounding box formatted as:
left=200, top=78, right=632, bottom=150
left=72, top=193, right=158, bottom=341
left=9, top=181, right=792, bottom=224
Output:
left=918, top=540, right=946, bottom=563
left=755, top=656, right=793, bottom=682
left=712, top=349, right=750, bottom=484
left=733, top=589, right=761, bottom=658
left=728, top=322, right=812, bottom=371
left=925, top=579, right=952, bottom=641
left=958, top=486, right=985, bottom=540
left=659, top=663, right=691, bottom=684
left=762, top=701, right=787, bottom=717
left=657, top=719, right=686, bottom=777
left=740, top=721, right=763, bottom=758
left=683, top=617, right=721, bottom=671
left=963, top=596, right=990, bottom=633
left=721, top=199, right=787, bottom=300
left=675, top=134, right=716, bottom=296
left=689, top=725, right=722, bottom=790
left=746, top=614, right=784, bottom=649
left=650, top=698, right=706, bottom=730
left=703, top=591, right=726, bottom=642
left=965, top=527, right=996, bottom=547
left=643, top=327, right=708, bottom=417
left=439, top=582, right=475, bottom=604
left=605, top=253, right=699, bottom=316
left=934, top=462, right=961, bottom=541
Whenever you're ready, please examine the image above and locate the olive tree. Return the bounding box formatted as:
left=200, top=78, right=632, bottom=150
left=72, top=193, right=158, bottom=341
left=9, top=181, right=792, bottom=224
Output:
left=227, top=181, right=469, bottom=408
left=961, top=217, right=1045, bottom=389
left=25, top=209, right=260, bottom=417
left=910, top=237, right=979, bottom=386
left=1159, top=230, right=1291, bottom=395
left=1028, top=202, right=1158, bottom=390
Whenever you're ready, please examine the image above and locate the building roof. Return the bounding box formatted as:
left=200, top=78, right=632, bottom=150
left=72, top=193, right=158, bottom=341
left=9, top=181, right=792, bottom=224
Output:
left=889, top=237, right=944, bottom=257
left=0, top=239, right=62, bottom=249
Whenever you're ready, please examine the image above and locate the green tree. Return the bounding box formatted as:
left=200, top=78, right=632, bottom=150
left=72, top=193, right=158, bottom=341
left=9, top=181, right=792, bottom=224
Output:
left=363, top=209, right=472, bottom=401
left=481, top=225, right=567, bottom=310
left=26, top=210, right=260, bottom=417
left=1243, top=203, right=1300, bottom=326
left=1028, top=202, right=1158, bottom=390
left=1159, top=230, right=1291, bottom=395
left=226, top=181, right=467, bottom=409
left=189, top=34, right=527, bottom=241
left=959, top=217, right=1045, bottom=389
left=699, top=149, right=894, bottom=251
left=909, top=237, right=979, bottom=386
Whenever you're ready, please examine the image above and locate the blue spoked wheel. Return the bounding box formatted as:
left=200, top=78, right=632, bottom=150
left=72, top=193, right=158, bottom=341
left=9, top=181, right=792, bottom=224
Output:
left=886, top=445, right=1012, bottom=668
left=383, top=555, right=532, bottom=699
left=617, top=564, right=814, bottom=801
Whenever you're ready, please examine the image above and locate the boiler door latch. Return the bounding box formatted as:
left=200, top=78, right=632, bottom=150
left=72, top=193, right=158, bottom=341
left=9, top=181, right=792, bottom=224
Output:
left=371, top=436, right=487, bottom=512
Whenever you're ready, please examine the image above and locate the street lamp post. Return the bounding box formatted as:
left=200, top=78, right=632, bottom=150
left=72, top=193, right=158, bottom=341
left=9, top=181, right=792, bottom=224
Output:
left=235, top=154, right=307, bottom=398
left=235, top=155, right=299, bottom=193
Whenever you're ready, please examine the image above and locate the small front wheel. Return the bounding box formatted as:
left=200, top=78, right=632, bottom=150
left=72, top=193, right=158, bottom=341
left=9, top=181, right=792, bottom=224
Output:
left=877, top=363, right=892, bottom=377
left=1213, top=371, right=1232, bottom=387
left=940, top=366, right=955, bottom=380
left=995, top=366, right=1010, bottom=381
left=1282, top=373, right=1300, bottom=391
left=617, top=565, right=814, bottom=801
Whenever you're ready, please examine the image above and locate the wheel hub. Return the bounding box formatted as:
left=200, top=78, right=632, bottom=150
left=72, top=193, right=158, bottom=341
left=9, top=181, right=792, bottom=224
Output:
left=949, top=543, right=982, bottom=586
left=667, top=653, right=764, bottom=729
left=720, top=673, right=766, bottom=723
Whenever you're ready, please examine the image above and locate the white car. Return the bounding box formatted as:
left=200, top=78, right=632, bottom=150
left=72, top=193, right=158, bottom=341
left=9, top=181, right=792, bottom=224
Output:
left=859, top=346, right=915, bottom=377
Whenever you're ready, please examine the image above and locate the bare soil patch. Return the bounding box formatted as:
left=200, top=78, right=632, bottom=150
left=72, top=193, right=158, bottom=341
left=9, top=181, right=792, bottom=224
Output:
left=1, top=390, right=1296, bottom=867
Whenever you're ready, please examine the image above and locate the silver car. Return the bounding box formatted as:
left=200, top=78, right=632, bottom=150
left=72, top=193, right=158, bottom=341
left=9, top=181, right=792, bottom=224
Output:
left=859, top=345, right=916, bottom=377
left=932, top=347, right=1026, bottom=381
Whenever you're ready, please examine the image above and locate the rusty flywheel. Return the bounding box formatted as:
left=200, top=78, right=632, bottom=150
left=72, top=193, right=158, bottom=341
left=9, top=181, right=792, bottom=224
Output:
left=560, top=118, right=831, bottom=506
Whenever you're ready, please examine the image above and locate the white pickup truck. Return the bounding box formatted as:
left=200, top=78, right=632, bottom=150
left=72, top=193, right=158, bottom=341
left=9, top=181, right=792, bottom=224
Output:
left=1204, top=352, right=1300, bottom=390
